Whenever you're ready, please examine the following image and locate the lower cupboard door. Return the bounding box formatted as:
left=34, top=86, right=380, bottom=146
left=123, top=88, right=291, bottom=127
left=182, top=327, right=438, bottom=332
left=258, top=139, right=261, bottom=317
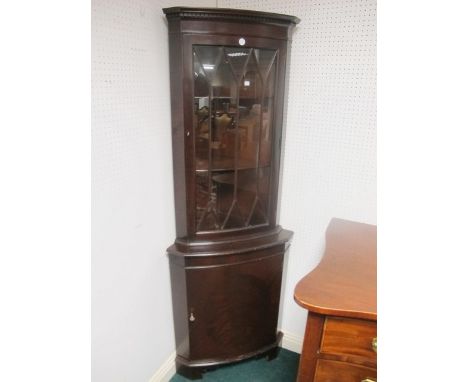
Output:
left=186, top=252, right=283, bottom=360
left=315, top=359, right=377, bottom=382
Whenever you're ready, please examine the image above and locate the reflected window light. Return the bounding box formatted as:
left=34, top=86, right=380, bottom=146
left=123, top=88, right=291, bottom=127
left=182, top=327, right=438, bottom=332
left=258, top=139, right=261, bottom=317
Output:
left=244, top=80, right=251, bottom=87
left=227, top=52, right=248, bottom=57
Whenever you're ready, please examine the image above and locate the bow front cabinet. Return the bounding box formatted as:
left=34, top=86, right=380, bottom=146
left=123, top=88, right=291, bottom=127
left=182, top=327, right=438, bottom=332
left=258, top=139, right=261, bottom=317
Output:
left=163, top=7, right=300, bottom=379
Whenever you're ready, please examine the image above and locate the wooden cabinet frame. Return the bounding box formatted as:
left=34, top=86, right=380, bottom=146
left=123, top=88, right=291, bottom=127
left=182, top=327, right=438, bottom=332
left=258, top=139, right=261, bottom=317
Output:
left=164, top=7, right=299, bottom=379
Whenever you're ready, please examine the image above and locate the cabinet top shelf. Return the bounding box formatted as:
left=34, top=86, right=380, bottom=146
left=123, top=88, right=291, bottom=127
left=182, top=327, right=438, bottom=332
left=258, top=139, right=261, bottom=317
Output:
left=163, top=7, right=301, bottom=26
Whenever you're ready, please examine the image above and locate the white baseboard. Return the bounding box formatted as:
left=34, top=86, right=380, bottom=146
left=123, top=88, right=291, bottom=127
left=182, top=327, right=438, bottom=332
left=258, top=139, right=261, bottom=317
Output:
left=149, top=351, right=176, bottom=382
left=281, top=330, right=303, bottom=354
left=149, top=330, right=304, bottom=381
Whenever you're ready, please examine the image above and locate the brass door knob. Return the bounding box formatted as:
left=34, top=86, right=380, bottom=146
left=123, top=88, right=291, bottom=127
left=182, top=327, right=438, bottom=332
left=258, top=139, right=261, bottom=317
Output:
left=372, top=337, right=377, bottom=353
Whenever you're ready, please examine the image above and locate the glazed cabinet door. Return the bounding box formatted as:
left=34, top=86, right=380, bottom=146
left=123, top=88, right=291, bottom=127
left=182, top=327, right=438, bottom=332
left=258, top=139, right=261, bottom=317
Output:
left=185, top=252, right=284, bottom=360
left=193, top=45, right=278, bottom=233
left=183, top=35, right=288, bottom=237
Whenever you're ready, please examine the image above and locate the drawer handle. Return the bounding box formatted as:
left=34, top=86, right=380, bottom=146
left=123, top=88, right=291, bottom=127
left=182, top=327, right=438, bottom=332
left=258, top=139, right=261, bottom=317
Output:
left=361, top=379, right=376, bottom=382
left=372, top=337, right=377, bottom=353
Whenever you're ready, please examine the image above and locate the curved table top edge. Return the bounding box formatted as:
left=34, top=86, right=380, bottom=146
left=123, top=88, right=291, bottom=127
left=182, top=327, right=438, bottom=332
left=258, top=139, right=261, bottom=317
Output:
left=294, top=218, right=377, bottom=321
left=294, top=295, right=377, bottom=321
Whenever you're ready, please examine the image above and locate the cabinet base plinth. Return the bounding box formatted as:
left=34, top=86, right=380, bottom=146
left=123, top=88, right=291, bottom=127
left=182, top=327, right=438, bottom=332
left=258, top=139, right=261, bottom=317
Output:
left=175, top=332, right=283, bottom=380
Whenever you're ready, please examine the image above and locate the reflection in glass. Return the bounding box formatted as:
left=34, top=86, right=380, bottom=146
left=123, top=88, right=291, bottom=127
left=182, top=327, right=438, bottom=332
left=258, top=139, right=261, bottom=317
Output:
left=193, top=45, right=277, bottom=232
left=260, top=59, right=276, bottom=167
left=210, top=58, right=237, bottom=171
left=193, top=51, right=210, bottom=170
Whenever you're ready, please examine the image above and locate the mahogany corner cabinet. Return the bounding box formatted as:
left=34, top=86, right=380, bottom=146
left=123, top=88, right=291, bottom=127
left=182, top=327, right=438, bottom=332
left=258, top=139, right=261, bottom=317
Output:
left=163, top=7, right=300, bottom=379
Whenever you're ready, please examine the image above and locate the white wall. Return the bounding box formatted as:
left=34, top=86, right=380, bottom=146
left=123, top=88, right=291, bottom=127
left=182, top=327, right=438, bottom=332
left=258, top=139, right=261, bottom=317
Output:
left=219, top=0, right=377, bottom=339
left=91, top=1, right=215, bottom=381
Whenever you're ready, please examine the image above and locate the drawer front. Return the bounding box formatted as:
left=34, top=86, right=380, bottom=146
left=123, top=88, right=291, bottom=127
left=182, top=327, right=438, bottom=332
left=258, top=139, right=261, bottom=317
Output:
left=322, top=317, right=377, bottom=362
left=315, top=359, right=376, bottom=382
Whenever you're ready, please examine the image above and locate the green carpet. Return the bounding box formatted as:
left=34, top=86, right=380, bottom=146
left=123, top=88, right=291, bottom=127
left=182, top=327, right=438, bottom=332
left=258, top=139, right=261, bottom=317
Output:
left=170, top=348, right=300, bottom=382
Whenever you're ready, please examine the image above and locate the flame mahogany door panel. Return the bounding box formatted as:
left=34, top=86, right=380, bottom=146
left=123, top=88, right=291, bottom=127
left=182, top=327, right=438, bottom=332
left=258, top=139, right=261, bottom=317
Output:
left=186, top=251, right=284, bottom=361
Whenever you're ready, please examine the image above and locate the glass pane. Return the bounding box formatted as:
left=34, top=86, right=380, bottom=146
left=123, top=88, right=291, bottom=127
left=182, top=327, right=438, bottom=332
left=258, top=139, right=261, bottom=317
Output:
left=194, top=46, right=223, bottom=83
left=238, top=52, right=263, bottom=170
left=260, top=57, right=276, bottom=167
left=225, top=47, right=250, bottom=81
left=196, top=172, right=221, bottom=231
left=193, top=52, right=210, bottom=171
left=247, top=167, right=270, bottom=226
left=212, top=171, right=244, bottom=229
left=253, top=49, right=277, bottom=82
left=211, top=57, right=238, bottom=171
left=193, top=45, right=277, bottom=232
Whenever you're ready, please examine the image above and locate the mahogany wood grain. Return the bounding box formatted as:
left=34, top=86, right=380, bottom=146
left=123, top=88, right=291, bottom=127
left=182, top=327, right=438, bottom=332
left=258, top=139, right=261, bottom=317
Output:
left=295, top=219, right=377, bottom=382
left=315, top=359, right=376, bottom=382
left=294, top=218, right=377, bottom=320
left=164, top=7, right=299, bottom=379
left=321, top=317, right=376, bottom=368
left=186, top=252, right=283, bottom=360
left=297, top=313, right=324, bottom=382
left=163, top=7, right=300, bottom=25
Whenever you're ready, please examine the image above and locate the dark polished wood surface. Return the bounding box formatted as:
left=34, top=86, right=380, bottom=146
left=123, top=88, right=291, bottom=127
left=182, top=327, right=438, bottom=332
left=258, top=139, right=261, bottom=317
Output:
left=169, top=235, right=292, bottom=379
left=163, top=6, right=300, bottom=25
left=186, top=251, right=283, bottom=360
left=294, top=218, right=377, bottom=320
left=164, top=7, right=299, bottom=379
left=295, top=219, right=377, bottom=382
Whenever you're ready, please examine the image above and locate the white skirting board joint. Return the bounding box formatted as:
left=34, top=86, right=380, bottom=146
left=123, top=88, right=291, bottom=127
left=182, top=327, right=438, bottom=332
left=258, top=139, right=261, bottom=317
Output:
left=149, top=351, right=176, bottom=382
left=148, top=331, right=304, bottom=382
left=281, top=330, right=304, bottom=354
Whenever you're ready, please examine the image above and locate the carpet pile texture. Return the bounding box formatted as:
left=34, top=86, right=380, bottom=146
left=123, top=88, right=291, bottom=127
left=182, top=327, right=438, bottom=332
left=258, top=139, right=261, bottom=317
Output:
left=170, top=348, right=300, bottom=381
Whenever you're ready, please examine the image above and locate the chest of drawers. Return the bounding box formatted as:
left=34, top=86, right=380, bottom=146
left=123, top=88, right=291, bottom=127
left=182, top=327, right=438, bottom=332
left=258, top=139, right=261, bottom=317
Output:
left=294, top=219, right=377, bottom=382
